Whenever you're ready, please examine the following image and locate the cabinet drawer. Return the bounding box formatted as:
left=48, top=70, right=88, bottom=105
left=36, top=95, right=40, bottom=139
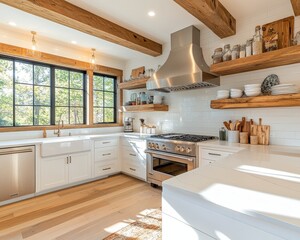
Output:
left=202, top=159, right=216, bottom=166
left=122, top=137, right=146, bottom=148
left=122, top=163, right=145, bottom=180
left=201, top=149, right=231, bottom=161
left=94, top=161, right=119, bottom=177
left=95, top=138, right=118, bottom=148
left=95, top=147, right=118, bottom=162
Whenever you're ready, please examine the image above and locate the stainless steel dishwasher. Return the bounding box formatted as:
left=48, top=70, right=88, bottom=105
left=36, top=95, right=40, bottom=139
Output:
left=0, top=146, right=35, bottom=202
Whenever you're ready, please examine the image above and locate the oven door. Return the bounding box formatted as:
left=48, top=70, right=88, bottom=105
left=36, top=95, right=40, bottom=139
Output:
left=145, top=150, right=196, bottom=184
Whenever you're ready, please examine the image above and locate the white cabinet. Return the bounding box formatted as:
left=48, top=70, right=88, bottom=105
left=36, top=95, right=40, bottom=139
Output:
left=94, top=137, right=120, bottom=178
left=40, top=155, right=68, bottom=190
left=199, top=147, right=237, bottom=166
left=40, top=151, right=91, bottom=191
left=121, top=137, right=147, bottom=180
left=68, top=152, right=91, bottom=184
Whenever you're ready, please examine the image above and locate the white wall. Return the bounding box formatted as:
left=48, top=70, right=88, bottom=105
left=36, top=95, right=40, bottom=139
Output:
left=124, top=3, right=300, bottom=146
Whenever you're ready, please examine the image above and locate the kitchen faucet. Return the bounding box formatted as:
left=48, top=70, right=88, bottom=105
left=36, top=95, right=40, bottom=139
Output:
left=54, top=120, right=64, bottom=137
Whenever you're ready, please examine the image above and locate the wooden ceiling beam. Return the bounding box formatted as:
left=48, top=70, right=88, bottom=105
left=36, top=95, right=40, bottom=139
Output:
left=174, top=0, right=236, bottom=38
left=291, top=0, right=300, bottom=16
left=0, top=0, right=162, bottom=56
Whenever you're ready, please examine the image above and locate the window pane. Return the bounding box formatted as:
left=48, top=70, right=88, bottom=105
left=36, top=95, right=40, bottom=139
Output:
left=70, top=89, right=83, bottom=106
left=93, top=75, right=103, bottom=90
left=104, top=108, right=114, bottom=122
left=94, top=108, right=103, bottom=123
left=104, top=77, right=115, bottom=91
left=94, top=91, right=103, bottom=107
left=34, top=65, right=50, bottom=86
left=34, top=106, right=50, bottom=125
left=15, top=106, right=33, bottom=126
left=104, top=92, right=114, bottom=107
left=15, top=62, right=33, bottom=84
left=55, top=107, right=69, bottom=124
left=70, top=107, right=83, bottom=124
left=70, top=72, right=83, bottom=89
left=55, top=69, right=69, bottom=88
left=34, top=86, right=50, bottom=106
left=15, top=84, right=33, bottom=105
left=0, top=59, right=13, bottom=126
left=55, top=88, right=69, bottom=106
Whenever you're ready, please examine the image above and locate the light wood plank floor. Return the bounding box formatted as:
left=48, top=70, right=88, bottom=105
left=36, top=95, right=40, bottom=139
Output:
left=0, top=174, right=162, bottom=240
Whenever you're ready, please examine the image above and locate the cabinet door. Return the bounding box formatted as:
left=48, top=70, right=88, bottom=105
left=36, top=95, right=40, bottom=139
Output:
left=68, top=151, right=91, bottom=184
left=40, top=155, right=68, bottom=191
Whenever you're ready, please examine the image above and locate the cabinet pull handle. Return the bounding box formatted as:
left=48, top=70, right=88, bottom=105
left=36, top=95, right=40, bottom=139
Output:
left=102, top=153, right=111, bottom=156
left=129, top=168, right=136, bottom=171
left=102, top=167, right=111, bottom=171
left=208, top=153, right=221, bottom=156
left=102, top=141, right=110, bottom=144
left=129, top=153, right=136, bottom=157
left=70, top=156, right=72, bottom=163
left=66, top=156, right=69, bottom=164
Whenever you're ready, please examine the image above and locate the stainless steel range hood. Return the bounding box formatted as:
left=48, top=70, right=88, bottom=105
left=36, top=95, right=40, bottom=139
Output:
left=146, top=26, right=220, bottom=92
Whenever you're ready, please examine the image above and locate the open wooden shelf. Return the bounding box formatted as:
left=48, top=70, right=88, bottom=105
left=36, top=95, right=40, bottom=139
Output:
left=211, top=93, right=300, bottom=109
left=122, top=104, right=169, bottom=112
left=210, top=45, right=300, bottom=75
left=118, top=77, right=150, bottom=90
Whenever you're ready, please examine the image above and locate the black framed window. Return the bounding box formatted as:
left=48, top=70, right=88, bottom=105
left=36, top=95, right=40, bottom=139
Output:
left=0, top=55, right=86, bottom=127
left=54, top=68, right=86, bottom=125
left=93, top=74, right=116, bottom=123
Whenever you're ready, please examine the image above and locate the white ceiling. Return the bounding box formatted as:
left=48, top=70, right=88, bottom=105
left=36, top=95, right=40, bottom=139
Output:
left=0, top=0, right=293, bottom=61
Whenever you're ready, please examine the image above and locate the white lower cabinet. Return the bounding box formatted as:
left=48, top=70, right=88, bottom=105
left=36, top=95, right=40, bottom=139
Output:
left=121, top=137, right=147, bottom=180
left=94, top=137, right=120, bottom=178
left=199, top=147, right=239, bottom=166
left=40, top=151, right=91, bottom=191
left=68, top=152, right=92, bottom=184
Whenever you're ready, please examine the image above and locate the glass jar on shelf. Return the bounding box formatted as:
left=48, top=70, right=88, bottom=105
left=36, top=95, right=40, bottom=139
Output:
left=240, top=44, right=246, bottom=58
left=212, top=47, right=223, bottom=64
left=231, top=44, right=240, bottom=60
left=246, top=38, right=253, bottom=57
left=222, top=44, right=232, bottom=62
left=252, top=25, right=263, bottom=55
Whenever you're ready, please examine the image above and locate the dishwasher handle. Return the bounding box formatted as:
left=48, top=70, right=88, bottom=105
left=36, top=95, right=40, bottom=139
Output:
left=0, top=147, right=33, bottom=156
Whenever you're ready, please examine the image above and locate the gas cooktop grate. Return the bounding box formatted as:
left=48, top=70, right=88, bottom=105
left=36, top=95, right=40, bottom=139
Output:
left=150, top=133, right=216, bottom=142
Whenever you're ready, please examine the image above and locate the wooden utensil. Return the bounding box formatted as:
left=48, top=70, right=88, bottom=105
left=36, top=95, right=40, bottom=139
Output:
left=223, top=121, right=230, bottom=130
left=230, top=122, right=234, bottom=131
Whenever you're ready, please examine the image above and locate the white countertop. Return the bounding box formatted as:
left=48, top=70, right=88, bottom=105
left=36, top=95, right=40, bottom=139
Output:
left=163, top=141, right=300, bottom=233
left=0, top=132, right=151, bottom=148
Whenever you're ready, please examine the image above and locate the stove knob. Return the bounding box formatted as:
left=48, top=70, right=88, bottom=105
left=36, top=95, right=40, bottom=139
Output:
left=162, top=144, right=167, bottom=150
left=155, top=143, right=160, bottom=150
left=175, top=145, right=181, bottom=152
left=186, top=147, right=192, bottom=153
left=180, top=146, right=185, bottom=153
left=148, top=142, right=152, bottom=148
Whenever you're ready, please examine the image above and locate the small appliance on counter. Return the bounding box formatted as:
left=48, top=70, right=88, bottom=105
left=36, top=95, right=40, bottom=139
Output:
left=124, top=117, right=134, bottom=132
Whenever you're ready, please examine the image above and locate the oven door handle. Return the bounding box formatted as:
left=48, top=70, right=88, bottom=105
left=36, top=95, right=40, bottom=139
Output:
left=145, top=149, right=195, bottom=162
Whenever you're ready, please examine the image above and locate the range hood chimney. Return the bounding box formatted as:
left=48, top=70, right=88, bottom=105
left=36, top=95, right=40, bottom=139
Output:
left=146, top=26, right=220, bottom=92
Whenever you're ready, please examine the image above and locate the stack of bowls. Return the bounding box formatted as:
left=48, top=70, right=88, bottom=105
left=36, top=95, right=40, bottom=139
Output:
left=230, top=89, right=243, bottom=98
left=217, top=90, right=229, bottom=99
left=244, top=84, right=261, bottom=97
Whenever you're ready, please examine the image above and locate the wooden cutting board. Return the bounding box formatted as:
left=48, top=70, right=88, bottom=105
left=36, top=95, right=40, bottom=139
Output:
left=262, top=16, right=294, bottom=49
left=257, top=118, right=270, bottom=145
left=131, top=66, right=145, bottom=79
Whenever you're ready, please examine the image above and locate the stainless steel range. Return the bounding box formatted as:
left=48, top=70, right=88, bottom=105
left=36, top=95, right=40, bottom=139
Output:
left=145, top=133, right=216, bottom=187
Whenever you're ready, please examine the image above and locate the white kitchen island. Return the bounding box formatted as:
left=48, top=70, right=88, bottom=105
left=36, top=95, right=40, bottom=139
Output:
left=162, top=142, right=300, bottom=240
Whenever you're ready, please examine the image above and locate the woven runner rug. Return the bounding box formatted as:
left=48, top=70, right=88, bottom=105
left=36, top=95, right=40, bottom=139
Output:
left=103, top=209, right=162, bottom=240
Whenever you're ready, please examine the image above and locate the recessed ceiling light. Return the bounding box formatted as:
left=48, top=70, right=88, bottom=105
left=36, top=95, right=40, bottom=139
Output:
left=148, top=11, right=156, bottom=17
left=8, top=22, right=16, bottom=26
left=71, top=40, right=77, bottom=44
